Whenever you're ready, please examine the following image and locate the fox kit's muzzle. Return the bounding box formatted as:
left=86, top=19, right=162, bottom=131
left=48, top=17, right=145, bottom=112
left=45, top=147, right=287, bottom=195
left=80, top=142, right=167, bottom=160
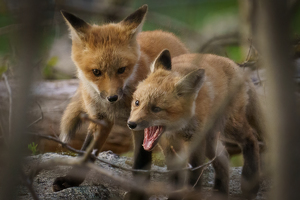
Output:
left=127, top=121, right=137, bottom=129
left=107, top=95, right=118, bottom=103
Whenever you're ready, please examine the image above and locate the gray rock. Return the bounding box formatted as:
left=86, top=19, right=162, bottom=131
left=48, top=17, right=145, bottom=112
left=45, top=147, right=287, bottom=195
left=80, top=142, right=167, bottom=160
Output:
left=17, top=151, right=270, bottom=200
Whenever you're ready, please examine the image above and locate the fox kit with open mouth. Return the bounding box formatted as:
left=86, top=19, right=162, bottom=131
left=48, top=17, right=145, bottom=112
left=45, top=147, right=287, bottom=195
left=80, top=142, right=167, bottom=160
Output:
left=52, top=6, right=188, bottom=197
left=128, top=50, right=263, bottom=199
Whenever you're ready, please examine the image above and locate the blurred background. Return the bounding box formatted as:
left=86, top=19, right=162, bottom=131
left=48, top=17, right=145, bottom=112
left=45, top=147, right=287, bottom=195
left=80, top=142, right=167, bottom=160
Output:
left=0, top=0, right=300, bottom=167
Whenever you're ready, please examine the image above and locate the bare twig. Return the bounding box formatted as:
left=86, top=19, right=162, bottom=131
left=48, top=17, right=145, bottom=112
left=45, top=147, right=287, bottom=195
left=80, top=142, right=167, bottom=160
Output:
left=198, top=32, right=240, bottom=53
left=78, top=113, right=110, bottom=162
left=192, top=140, right=225, bottom=189
left=28, top=132, right=219, bottom=174
left=20, top=171, right=40, bottom=200
left=0, top=121, right=7, bottom=146
left=245, top=39, right=253, bottom=63
left=170, top=145, right=192, bottom=168
left=29, top=154, right=193, bottom=196
left=27, top=101, right=43, bottom=128
left=2, top=73, right=12, bottom=136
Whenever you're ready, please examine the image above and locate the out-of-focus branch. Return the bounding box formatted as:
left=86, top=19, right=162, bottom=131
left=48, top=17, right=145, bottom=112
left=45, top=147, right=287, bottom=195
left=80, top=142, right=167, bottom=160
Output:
left=197, top=32, right=240, bottom=53
left=0, top=1, right=49, bottom=200
left=255, top=1, right=300, bottom=200
left=56, top=1, right=200, bottom=37
left=27, top=101, right=43, bottom=128
left=21, top=171, right=40, bottom=200
left=29, top=154, right=193, bottom=197
left=28, top=131, right=219, bottom=175
left=2, top=73, right=12, bottom=136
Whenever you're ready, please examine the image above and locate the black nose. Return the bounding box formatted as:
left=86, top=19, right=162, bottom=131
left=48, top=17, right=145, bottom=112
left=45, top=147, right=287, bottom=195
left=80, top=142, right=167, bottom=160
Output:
left=127, top=121, right=137, bottom=129
left=107, top=95, right=118, bottom=102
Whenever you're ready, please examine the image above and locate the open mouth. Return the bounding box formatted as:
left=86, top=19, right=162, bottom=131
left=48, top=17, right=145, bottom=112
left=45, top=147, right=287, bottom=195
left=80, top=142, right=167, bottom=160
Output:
left=143, top=126, right=164, bottom=151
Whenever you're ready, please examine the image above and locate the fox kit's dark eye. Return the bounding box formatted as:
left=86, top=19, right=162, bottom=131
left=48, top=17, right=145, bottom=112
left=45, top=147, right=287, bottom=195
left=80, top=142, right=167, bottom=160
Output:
left=93, top=69, right=101, bottom=77
left=152, top=107, right=162, bottom=113
left=135, top=100, right=139, bottom=106
left=117, top=67, right=126, bottom=74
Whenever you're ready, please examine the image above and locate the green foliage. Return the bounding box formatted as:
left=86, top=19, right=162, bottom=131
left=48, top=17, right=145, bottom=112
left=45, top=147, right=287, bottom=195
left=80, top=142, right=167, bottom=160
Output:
left=225, top=45, right=243, bottom=62
left=28, top=142, right=39, bottom=155
left=230, top=154, right=243, bottom=167
left=60, top=151, right=78, bottom=157
left=151, top=151, right=165, bottom=167
left=0, top=65, right=7, bottom=76
left=43, top=56, right=58, bottom=79
left=122, top=150, right=165, bottom=167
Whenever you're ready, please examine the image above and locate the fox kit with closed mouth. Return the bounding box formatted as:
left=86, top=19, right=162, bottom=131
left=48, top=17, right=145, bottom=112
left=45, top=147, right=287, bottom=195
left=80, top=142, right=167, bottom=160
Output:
left=128, top=50, right=263, bottom=199
left=52, top=5, right=188, bottom=197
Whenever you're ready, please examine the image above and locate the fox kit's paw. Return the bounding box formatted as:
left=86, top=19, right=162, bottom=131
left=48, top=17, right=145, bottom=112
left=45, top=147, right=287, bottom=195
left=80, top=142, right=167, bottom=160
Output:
left=241, top=177, right=260, bottom=200
left=52, top=176, right=83, bottom=192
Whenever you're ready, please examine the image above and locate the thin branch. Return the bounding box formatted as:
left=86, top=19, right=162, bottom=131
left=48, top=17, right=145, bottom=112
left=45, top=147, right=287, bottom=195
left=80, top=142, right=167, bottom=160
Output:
left=197, top=32, right=239, bottom=53
left=27, top=101, right=43, bottom=128
left=192, top=140, right=225, bottom=189
left=192, top=146, right=224, bottom=172
left=29, top=155, right=192, bottom=197
left=2, top=73, right=12, bottom=136
left=170, top=145, right=192, bottom=168
left=0, top=121, right=7, bottom=146
left=245, top=39, right=253, bottom=63
left=28, top=132, right=219, bottom=174
left=20, top=171, right=40, bottom=200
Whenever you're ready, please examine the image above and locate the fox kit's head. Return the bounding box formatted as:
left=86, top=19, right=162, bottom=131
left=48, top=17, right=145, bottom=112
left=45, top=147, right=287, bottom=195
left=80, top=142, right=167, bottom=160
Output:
left=62, top=5, right=148, bottom=103
left=127, top=50, right=205, bottom=151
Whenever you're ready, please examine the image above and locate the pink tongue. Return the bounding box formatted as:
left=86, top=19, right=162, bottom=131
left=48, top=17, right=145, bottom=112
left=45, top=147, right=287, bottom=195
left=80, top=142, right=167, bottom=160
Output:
left=143, top=126, right=162, bottom=151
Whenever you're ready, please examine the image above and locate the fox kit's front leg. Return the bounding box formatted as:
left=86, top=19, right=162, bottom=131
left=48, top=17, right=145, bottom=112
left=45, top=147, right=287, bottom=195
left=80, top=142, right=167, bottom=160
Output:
left=125, top=130, right=152, bottom=200
left=205, top=129, right=229, bottom=197
left=52, top=119, right=113, bottom=192
left=163, top=141, right=188, bottom=200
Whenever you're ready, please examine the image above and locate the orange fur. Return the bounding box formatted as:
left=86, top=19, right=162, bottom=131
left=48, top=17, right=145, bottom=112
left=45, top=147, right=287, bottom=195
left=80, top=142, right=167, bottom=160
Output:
left=53, top=5, right=188, bottom=195
left=59, top=5, right=188, bottom=143
left=129, top=50, right=263, bottom=199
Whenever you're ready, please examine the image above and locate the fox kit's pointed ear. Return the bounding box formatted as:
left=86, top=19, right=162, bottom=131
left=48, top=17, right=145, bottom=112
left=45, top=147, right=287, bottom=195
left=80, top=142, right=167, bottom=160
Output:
left=61, top=10, right=91, bottom=41
left=175, top=69, right=205, bottom=96
left=121, top=5, right=148, bottom=35
left=151, top=49, right=172, bottom=73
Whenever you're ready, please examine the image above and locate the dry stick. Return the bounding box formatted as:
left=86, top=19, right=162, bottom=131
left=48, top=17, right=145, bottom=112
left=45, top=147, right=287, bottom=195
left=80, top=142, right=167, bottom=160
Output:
left=2, top=76, right=40, bottom=200
left=28, top=132, right=222, bottom=175
left=59, top=2, right=200, bottom=38
left=170, top=146, right=192, bottom=169
left=29, top=155, right=189, bottom=196
left=245, top=39, right=253, bottom=63
left=2, top=73, right=12, bottom=136
left=198, top=32, right=240, bottom=53
left=79, top=113, right=111, bottom=162
left=0, top=121, right=8, bottom=146
left=27, top=101, right=43, bottom=128
left=192, top=141, right=225, bottom=188
left=80, top=114, right=230, bottom=173
left=20, top=171, right=40, bottom=200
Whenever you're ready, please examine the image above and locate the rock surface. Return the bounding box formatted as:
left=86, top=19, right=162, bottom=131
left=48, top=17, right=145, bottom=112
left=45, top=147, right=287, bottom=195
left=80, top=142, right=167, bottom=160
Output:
left=16, top=152, right=270, bottom=200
